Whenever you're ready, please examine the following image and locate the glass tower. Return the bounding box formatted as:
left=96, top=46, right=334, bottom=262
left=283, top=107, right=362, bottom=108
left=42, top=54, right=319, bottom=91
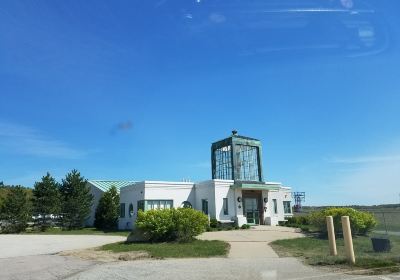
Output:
left=211, top=131, right=263, bottom=182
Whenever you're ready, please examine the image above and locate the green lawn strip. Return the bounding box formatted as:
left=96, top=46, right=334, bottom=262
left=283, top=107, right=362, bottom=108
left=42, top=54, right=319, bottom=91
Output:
left=270, top=235, right=400, bottom=273
left=23, top=227, right=130, bottom=237
left=101, top=239, right=230, bottom=258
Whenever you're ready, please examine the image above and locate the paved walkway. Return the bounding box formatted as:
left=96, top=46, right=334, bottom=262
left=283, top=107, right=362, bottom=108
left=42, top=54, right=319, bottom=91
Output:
left=0, top=234, right=125, bottom=258
left=198, top=226, right=304, bottom=258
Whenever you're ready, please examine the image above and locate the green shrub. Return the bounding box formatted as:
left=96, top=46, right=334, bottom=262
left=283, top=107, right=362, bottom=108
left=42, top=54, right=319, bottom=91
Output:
left=285, top=216, right=309, bottom=226
left=241, top=224, right=251, bottom=229
left=173, top=208, right=209, bottom=242
left=309, top=207, right=377, bottom=236
left=209, top=218, right=218, bottom=228
left=136, top=208, right=209, bottom=242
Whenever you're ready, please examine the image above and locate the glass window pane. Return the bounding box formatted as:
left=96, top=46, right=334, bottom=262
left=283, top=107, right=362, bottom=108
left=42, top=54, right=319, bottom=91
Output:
left=120, top=203, right=125, bottom=218
left=235, top=145, right=259, bottom=181
left=223, top=198, right=228, bottom=215
left=272, top=199, right=278, bottom=214
left=214, top=145, right=232, bottom=180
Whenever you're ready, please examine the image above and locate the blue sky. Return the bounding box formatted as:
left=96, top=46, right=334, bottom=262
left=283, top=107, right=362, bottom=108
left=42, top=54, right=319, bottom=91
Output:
left=1, top=0, right=400, bottom=205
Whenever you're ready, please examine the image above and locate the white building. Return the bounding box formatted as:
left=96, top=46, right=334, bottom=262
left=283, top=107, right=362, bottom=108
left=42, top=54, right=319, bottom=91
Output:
left=88, top=132, right=293, bottom=230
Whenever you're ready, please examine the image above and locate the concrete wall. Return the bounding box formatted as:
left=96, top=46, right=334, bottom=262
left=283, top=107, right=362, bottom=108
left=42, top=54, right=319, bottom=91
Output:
left=264, top=187, right=293, bottom=226
left=118, top=182, right=145, bottom=230
left=144, top=181, right=195, bottom=209
left=118, top=181, right=195, bottom=230
left=213, top=180, right=235, bottom=222
left=194, top=180, right=216, bottom=218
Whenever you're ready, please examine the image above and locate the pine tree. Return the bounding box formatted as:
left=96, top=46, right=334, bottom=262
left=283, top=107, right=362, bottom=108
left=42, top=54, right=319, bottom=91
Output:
left=32, top=172, right=61, bottom=230
left=59, top=169, right=93, bottom=229
left=94, top=186, right=119, bottom=230
left=0, top=186, right=32, bottom=233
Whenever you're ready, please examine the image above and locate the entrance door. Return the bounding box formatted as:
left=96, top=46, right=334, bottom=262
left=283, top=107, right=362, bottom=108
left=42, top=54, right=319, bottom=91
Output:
left=243, top=197, right=260, bottom=224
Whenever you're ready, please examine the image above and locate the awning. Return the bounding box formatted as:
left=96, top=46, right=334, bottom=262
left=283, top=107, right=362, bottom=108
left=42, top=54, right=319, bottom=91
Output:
left=231, top=182, right=281, bottom=191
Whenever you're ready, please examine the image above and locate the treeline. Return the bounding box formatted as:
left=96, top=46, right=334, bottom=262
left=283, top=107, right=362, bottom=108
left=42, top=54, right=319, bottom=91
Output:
left=302, top=204, right=400, bottom=212
left=0, top=170, right=93, bottom=233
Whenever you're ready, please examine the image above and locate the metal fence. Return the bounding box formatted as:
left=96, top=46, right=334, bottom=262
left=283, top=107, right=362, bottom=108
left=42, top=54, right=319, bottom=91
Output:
left=359, top=209, right=400, bottom=235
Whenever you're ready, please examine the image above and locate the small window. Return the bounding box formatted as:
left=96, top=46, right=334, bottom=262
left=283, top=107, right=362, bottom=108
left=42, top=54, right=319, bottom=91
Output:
left=181, top=201, right=192, bottom=208
left=202, top=199, right=208, bottom=215
left=283, top=201, right=291, bottom=214
left=272, top=199, right=278, bottom=214
left=137, top=200, right=145, bottom=212
left=137, top=200, right=173, bottom=211
left=120, top=203, right=126, bottom=218
left=223, top=198, right=228, bottom=215
left=129, top=203, right=134, bottom=217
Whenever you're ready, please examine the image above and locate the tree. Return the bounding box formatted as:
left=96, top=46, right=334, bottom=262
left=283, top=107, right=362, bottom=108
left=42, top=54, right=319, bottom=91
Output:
left=32, top=173, right=61, bottom=230
left=59, top=169, right=93, bottom=229
left=0, top=186, right=32, bottom=233
left=94, top=186, right=119, bottom=230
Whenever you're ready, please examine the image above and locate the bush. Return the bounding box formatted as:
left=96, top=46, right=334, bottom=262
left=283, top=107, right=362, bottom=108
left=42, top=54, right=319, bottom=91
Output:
left=209, top=218, right=218, bottom=228
left=285, top=216, right=310, bottom=226
left=309, top=207, right=377, bottom=236
left=241, top=224, right=251, bottom=229
left=136, top=208, right=209, bottom=242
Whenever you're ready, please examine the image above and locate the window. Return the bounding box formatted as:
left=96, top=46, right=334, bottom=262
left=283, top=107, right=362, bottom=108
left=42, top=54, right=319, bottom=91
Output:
left=202, top=199, right=208, bottom=215
left=137, top=200, right=173, bottom=211
left=137, top=200, right=145, bottom=212
left=283, top=201, right=292, bottom=214
left=223, top=198, right=228, bottom=215
left=128, top=203, right=134, bottom=217
left=120, top=203, right=125, bottom=218
left=235, top=145, right=260, bottom=181
left=272, top=199, right=278, bottom=214
left=214, top=145, right=233, bottom=180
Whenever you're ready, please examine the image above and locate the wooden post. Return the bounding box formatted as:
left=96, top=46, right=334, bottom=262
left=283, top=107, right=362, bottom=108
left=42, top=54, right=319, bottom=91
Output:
left=326, top=216, right=337, bottom=256
left=341, top=216, right=355, bottom=264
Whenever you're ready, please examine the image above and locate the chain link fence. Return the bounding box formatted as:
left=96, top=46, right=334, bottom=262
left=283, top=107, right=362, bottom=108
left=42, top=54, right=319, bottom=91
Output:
left=358, top=208, right=400, bottom=236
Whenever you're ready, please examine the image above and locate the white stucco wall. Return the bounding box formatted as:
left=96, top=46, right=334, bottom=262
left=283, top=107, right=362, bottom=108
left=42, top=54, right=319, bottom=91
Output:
left=194, top=180, right=216, bottom=218
left=264, top=187, right=293, bottom=226
left=213, top=180, right=235, bottom=222
left=118, top=182, right=145, bottom=230
left=143, top=181, right=195, bottom=209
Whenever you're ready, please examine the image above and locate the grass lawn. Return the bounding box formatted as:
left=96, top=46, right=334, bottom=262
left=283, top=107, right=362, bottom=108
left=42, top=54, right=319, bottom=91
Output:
left=271, top=234, right=400, bottom=273
left=101, top=239, right=230, bottom=258
left=24, top=227, right=130, bottom=237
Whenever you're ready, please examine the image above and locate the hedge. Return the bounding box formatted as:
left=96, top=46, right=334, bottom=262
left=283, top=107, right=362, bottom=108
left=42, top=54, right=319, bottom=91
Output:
left=309, top=207, right=377, bottom=236
left=136, top=208, right=209, bottom=242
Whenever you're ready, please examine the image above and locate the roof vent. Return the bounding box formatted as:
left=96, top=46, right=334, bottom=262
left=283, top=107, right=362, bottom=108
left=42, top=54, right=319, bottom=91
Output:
left=232, top=130, right=238, bottom=136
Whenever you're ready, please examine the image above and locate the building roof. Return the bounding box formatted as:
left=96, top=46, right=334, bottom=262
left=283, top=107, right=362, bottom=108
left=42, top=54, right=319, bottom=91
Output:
left=87, top=180, right=136, bottom=192
left=212, top=131, right=261, bottom=147
left=231, top=134, right=260, bottom=141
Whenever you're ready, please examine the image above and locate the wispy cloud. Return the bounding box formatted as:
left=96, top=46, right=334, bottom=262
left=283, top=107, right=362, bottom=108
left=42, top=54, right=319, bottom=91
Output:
left=328, top=155, right=400, bottom=164
left=110, top=120, right=133, bottom=135
left=0, top=121, right=86, bottom=159
left=317, top=148, right=400, bottom=205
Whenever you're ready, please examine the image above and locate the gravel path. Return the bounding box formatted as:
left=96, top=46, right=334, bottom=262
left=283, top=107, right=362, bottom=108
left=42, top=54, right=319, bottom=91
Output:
left=0, top=234, right=125, bottom=258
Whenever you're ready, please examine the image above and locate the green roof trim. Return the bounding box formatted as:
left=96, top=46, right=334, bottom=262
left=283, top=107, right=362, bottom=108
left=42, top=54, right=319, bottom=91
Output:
left=231, top=182, right=280, bottom=191
left=87, top=180, right=136, bottom=193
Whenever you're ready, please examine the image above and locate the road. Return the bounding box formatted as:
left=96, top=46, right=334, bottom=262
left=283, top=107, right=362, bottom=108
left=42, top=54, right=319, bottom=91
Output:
left=1, top=231, right=400, bottom=280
